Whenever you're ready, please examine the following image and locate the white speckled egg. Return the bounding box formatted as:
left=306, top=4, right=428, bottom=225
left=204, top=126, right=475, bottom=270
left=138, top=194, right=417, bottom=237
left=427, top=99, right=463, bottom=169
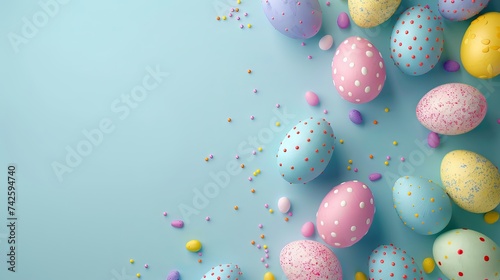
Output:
left=438, top=0, right=489, bottom=21
left=416, top=83, right=487, bottom=135
left=441, top=150, right=500, bottom=213
left=393, top=176, right=452, bottom=235
left=390, top=6, right=444, bottom=76
left=200, top=264, right=242, bottom=279
left=316, top=180, right=375, bottom=248
left=369, top=244, right=423, bottom=280
left=348, top=0, right=401, bottom=28
left=433, top=228, right=500, bottom=280
left=280, top=240, right=342, bottom=280
left=261, top=0, right=322, bottom=39
left=332, top=36, right=386, bottom=103
left=276, top=117, right=335, bottom=184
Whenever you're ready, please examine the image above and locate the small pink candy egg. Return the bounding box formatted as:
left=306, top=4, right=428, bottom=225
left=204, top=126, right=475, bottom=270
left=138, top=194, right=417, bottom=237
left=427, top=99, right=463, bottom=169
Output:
left=301, top=221, right=315, bottom=237
left=305, top=91, right=320, bottom=106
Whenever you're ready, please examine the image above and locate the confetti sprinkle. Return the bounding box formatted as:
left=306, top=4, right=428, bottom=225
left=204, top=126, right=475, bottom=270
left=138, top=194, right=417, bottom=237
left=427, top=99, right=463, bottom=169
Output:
left=384, top=161, right=389, bottom=166
left=275, top=121, right=281, bottom=127
left=373, top=120, right=378, bottom=125
left=264, top=204, right=269, bottom=208
left=400, top=157, right=405, bottom=162
left=248, top=177, right=253, bottom=181
left=209, top=154, right=213, bottom=159
left=247, top=69, right=252, bottom=74
left=216, top=16, right=220, bottom=21
left=326, top=1, right=331, bottom=6
left=260, top=234, right=265, bottom=239
left=348, top=159, right=353, bottom=164
left=339, top=139, right=344, bottom=144
left=234, top=205, right=239, bottom=210
left=253, top=88, right=257, bottom=93
left=307, top=55, right=312, bottom=59
left=251, top=188, right=255, bottom=193
left=386, top=156, right=391, bottom=160
left=269, top=209, right=274, bottom=213
left=163, top=212, right=167, bottom=216
left=130, top=259, right=135, bottom=264
left=227, top=117, right=232, bottom=122
left=250, top=115, right=254, bottom=120
left=198, top=259, right=202, bottom=263
left=369, top=154, right=374, bottom=159
left=393, top=141, right=398, bottom=146
left=222, top=15, right=227, bottom=20
left=347, top=166, right=351, bottom=170
left=384, top=107, right=390, bottom=112
left=284, top=217, right=289, bottom=221
left=247, top=23, right=252, bottom=28
left=136, top=273, right=141, bottom=278
left=354, top=168, right=358, bottom=172
left=205, top=216, right=210, bottom=221
left=323, top=109, right=328, bottom=114
left=235, top=155, right=239, bottom=159
left=144, top=264, right=148, bottom=269
left=204, top=157, right=209, bottom=162
left=276, top=103, right=280, bottom=108
left=258, top=224, right=263, bottom=228
left=251, top=240, right=255, bottom=245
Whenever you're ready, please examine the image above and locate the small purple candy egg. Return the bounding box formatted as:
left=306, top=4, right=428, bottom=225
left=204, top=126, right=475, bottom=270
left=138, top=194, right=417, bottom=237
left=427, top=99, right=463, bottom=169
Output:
left=427, top=132, right=440, bottom=148
left=171, top=220, right=184, bottom=228
left=349, top=109, right=363, bottom=124
left=443, top=60, right=460, bottom=72
left=337, top=12, right=350, bottom=29
left=369, top=173, right=382, bottom=181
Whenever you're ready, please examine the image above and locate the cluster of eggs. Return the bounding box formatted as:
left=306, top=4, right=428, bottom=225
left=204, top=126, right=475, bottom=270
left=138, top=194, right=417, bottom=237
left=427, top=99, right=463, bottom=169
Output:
left=241, top=1, right=500, bottom=279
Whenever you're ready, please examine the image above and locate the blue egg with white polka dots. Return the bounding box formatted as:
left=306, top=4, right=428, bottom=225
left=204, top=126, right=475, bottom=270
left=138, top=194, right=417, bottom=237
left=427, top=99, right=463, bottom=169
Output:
left=393, top=176, right=452, bottom=235
left=390, top=6, right=444, bottom=76
left=276, top=117, right=335, bottom=184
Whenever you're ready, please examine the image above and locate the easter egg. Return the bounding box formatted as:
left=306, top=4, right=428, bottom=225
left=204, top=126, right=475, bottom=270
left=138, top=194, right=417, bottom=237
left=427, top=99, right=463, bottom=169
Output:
left=369, top=244, right=423, bottom=280
left=390, top=6, right=444, bottom=76
left=263, top=271, right=275, bottom=280
left=319, top=35, right=334, bottom=51
left=261, top=0, right=322, bottom=39
left=301, top=221, right=315, bottom=237
left=348, top=0, right=401, bottom=28
left=280, top=240, right=342, bottom=279
left=393, top=176, right=452, bottom=235
left=186, top=239, right=202, bottom=252
left=278, top=197, right=291, bottom=213
left=276, top=117, right=335, bottom=184
left=461, top=12, right=500, bottom=79
left=167, top=270, right=180, bottom=280
left=332, top=36, right=386, bottom=103
left=416, top=83, right=487, bottom=135
left=422, top=257, right=435, bottom=274
left=316, top=180, right=375, bottom=248
left=201, top=264, right=242, bottom=280
left=433, top=228, right=500, bottom=280
left=438, top=0, right=489, bottom=21
left=441, top=150, right=500, bottom=213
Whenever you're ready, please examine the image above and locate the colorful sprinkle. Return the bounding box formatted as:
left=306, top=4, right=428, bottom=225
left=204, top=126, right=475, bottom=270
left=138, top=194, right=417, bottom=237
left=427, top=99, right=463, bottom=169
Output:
left=484, top=211, right=499, bottom=224
left=384, top=107, right=390, bottom=112
left=136, top=273, right=141, bottom=278
left=130, top=259, right=135, bottom=264
left=234, top=205, right=239, bottom=210
left=393, top=141, right=398, bottom=146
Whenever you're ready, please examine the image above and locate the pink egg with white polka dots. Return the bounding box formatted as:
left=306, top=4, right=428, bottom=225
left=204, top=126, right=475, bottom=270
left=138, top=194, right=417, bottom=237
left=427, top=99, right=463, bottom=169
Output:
left=316, top=180, right=375, bottom=248
left=433, top=228, right=500, bottom=280
left=332, top=36, right=386, bottom=103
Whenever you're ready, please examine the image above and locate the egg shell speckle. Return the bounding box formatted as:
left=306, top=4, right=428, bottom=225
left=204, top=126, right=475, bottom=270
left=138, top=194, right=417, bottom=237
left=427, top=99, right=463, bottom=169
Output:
left=460, top=12, right=500, bottom=79
left=200, top=264, right=242, bottom=280
left=441, top=150, right=500, bottom=213
left=369, top=244, right=423, bottom=280
left=438, top=0, right=489, bottom=21
left=416, top=83, right=487, bottom=135
left=393, top=176, right=452, bottom=235
left=348, top=0, right=401, bottom=28
left=276, top=117, right=335, bottom=184
left=280, top=240, right=342, bottom=280
left=261, top=0, right=322, bottom=39
left=316, top=180, right=375, bottom=248
left=390, top=6, right=444, bottom=76
left=433, top=228, right=500, bottom=280
left=332, top=36, right=386, bottom=103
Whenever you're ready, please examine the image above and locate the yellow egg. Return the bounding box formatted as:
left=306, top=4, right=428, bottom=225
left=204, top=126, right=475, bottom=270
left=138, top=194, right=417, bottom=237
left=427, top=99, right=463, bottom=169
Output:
left=263, top=271, right=275, bottom=280
left=422, top=257, right=435, bottom=274
left=441, top=150, right=500, bottom=213
left=484, top=211, right=500, bottom=224
left=354, top=271, right=368, bottom=280
left=185, top=239, right=202, bottom=252
left=348, top=0, right=401, bottom=28
left=460, top=12, right=500, bottom=79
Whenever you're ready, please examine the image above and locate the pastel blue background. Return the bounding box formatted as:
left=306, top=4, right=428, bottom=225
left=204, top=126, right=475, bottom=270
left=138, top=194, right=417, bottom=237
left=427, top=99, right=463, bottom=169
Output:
left=0, top=0, right=499, bottom=279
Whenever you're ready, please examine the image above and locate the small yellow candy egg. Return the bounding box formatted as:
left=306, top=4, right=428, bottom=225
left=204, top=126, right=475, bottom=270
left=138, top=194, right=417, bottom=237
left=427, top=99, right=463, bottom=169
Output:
left=354, top=271, right=367, bottom=280
left=185, top=239, right=202, bottom=252
left=263, top=271, right=275, bottom=280
left=422, top=257, right=435, bottom=274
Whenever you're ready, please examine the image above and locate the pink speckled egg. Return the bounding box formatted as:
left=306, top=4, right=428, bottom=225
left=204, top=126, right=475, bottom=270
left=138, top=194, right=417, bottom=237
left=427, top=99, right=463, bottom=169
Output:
left=332, top=36, right=386, bottom=103
left=416, top=83, right=487, bottom=135
left=316, top=180, right=375, bottom=248
left=280, top=240, right=342, bottom=280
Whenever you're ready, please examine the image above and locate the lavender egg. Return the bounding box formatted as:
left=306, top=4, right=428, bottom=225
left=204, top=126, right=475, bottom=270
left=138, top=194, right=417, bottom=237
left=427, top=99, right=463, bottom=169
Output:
left=262, top=0, right=322, bottom=39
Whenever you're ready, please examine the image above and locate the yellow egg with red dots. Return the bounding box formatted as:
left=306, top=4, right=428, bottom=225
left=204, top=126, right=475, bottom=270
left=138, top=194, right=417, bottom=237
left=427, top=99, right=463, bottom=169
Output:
left=461, top=12, right=500, bottom=79
left=433, top=228, right=500, bottom=280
